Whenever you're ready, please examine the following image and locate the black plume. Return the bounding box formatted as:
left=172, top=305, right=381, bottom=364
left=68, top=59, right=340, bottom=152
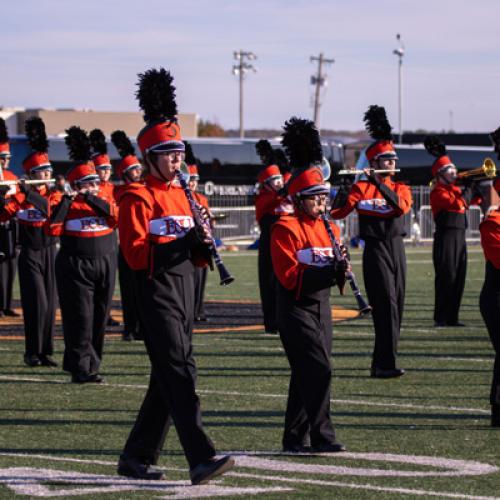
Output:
left=255, top=139, right=276, bottom=166
left=489, top=127, right=500, bottom=159
left=184, top=141, right=197, bottom=165
left=25, top=117, right=49, bottom=153
left=89, top=129, right=108, bottom=155
left=0, top=118, right=8, bottom=144
left=65, top=126, right=91, bottom=162
left=363, top=105, right=393, bottom=141
left=111, top=130, right=135, bottom=158
left=274, top=148, right=290, bottom=172
left=136, top=68, right=177, bottom=123
left=281, top=117, right=323, bottom=169
left=424, top=135, right=447, bottom=158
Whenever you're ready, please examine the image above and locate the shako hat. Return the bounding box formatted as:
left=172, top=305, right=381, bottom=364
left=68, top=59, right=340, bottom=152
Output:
left=110, top=130, right=141, bottom=178
left=136, top=68, right=184, bottom=155
left=89, top=129, right=112, bottom=170
left=281, top=117, right=328, bottom=197
left=424, top=135, right=454, bottom=178
left=0, top=118, right=10, bottom=157
left=65, top=126, right=99, bottom=185
left=364, top=105, right=398, bottom=161
left=256, top=139, right=281, bottom=184
left=23, top=117, right=52, bottom=174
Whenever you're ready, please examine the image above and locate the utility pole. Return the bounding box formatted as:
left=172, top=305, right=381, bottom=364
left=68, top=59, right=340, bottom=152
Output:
left=232, top=50, right=257, bottom=139
left=393, top=34, right=405, bottom=143
left=310, top=53, right=334, bottom=131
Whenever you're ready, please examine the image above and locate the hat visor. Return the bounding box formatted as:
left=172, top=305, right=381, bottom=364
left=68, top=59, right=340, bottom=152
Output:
left=298, top=184, right=330, bottom=196
left=149, top=140, right=185, bottom=154
left=96, top=165, right=112, bottom=170
left=375, top=152, right=398, bottom=160
left=75, top=174, right=100, bottom=184
left=30, top=164, right=53, bottom=173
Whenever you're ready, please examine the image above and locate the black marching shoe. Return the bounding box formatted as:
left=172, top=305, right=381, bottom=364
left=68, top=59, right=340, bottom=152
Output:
left=492, top=405, right=500, bottom=428
left=190, top=456, right=235, bottom=485
left=312, top=441, right=347, bottom=453
left=282, top=443, right=312, bottom=453
left=24, top=354, right=41, bottom=367
left=39, top=355, right=58, bottom=367
left=371, top=367, right=405, bottom=379
left=117, top=455, right=165, bottom=480
left=71, top=373, right=105, bottom=384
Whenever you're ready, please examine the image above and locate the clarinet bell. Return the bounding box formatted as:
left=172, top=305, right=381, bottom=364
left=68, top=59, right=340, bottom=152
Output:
left=217, top=262, right=235, bottom=286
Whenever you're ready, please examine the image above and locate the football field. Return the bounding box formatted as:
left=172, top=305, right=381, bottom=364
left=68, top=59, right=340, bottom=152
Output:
left=0, top=246, right=499, bottom=499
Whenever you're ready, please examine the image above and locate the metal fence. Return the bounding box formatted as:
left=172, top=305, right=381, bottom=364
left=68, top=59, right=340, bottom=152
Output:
left=203, top=185, right=483, bottom=244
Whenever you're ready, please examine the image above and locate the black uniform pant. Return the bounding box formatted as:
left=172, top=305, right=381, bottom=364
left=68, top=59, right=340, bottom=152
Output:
left=258, top=221, right=278, bottom=332
left=277, top=287, right=336, bottom=448
left=56, top=251, right=116, bottom=377
left=433, top=228, right=467, bottom=325
left=194, top=266, right=208, bottom=319
left=19, top=245, right=56, bottom=357
left=118, top=247, right=141, bottom=335
left=122, top=266, right=216, bottom=469
left=0, top=223, right=17, bottom=312
left=479, top=262, right=500, bottom=406
left=363, top=236, right=406, bottom=370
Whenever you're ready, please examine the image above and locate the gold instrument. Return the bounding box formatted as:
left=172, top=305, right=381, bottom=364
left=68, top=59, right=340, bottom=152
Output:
left=456, top=157, right=496, bottom=180
left=337, top=169, right=400, bottom=176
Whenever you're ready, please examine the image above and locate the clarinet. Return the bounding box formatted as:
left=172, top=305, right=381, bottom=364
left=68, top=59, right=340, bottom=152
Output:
left=175, top=168, right=234, bottom=286
left=321, top=213, right=372, bottom=316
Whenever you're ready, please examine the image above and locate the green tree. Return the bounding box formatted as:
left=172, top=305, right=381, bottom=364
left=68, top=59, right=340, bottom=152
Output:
left=198, top=119, right=225, bottom=137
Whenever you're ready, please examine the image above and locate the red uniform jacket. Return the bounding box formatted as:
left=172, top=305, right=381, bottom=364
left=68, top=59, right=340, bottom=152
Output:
left=271, top=214, right=340, bottom=298
left=0, top=186, right=54, bottom=248
left=480, top=209, right=500, bottom=270
left=255, top=189, right=293, bottom=224
left=0, top=170, right=18, bottom=198
left=46, top=191, right=117, bottom=256
left=330, top=178, right=412, bottom=240
left=118, top=174, right=208, bottom=272
left=98, top=181, right=116, bottom=203
left=430, top=183, right=480, bottom=229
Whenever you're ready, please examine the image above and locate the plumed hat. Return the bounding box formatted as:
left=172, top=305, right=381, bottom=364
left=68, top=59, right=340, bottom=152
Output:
left=424, top=135, right=453, bottom=178
left=0, top=118, right=10, bottom=157
left=110, top=130, right=141, bottom=178
left=65, top=126, right=99, bottom=185
left=364, top=105, right=398, bottom=161
left=23, top=117, right=52, bottom=174
left=89, top=129, right=112, bottom=170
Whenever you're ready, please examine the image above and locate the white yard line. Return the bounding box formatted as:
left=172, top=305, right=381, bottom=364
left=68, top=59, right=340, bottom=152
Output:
left=0, top=375, right=490, bottom=415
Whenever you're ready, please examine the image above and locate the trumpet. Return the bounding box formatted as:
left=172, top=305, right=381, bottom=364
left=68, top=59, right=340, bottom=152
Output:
left=457, top=158, right=496, bottom=181
left=337, top=169, right=400, bottom=176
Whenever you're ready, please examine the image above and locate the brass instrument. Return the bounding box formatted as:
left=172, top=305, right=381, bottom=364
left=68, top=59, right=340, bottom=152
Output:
left=337, top=169, right=400, bottom=176
left=456, top=157, right=496, bottom=180
left=429, top=158, right=496, bottom=187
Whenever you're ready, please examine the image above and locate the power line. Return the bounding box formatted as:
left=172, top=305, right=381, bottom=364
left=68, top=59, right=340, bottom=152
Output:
left=310, top=53, right=334, bottom=132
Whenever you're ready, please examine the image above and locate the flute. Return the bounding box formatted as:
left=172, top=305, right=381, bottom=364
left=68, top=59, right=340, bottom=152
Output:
left=0, top=179, right=55, bottom=186
left=337, top=169, right=400, bottom=176
left=321, top=213, right=372, bottom=316
left=175, top=167, right=234, bottom=286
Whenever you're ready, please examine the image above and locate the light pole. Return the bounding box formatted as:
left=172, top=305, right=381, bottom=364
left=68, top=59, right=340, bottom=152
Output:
left=310, top=53, right=334, bottom=132
left=393, top=34, right=404, bottom=143
left=232, top=50, right=257, bottom=139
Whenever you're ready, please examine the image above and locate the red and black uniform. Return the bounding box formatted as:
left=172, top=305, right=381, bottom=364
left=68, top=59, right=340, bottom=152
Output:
left=193, top=190, right=210, bottom=320
left=118, top=174, right=216, bottom=470
left=430, top=183, right=476, bottom=325
left=255, top=179, right=293, bottom=332
left=271, top=213, right=341, bottom=449
left=46, top=191, right=117, bottom=379
left=479, top=208, right=500, bottom=411
left=0, top=170, right=18, bottom=313
left=331, top=177, right=412, bottom=371
left=115, top=182, right=143, bottom=338
left=0, top=186, right=57, bottom=359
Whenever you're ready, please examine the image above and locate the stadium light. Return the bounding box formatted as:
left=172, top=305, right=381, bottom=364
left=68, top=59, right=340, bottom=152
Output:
left=232, top=50, right=257, bottom=138
left=393, top=34, right=405, bottom=143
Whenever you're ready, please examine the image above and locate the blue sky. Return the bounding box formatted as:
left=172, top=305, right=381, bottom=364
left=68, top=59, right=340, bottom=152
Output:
left=2, top=0, right=500, bottom=132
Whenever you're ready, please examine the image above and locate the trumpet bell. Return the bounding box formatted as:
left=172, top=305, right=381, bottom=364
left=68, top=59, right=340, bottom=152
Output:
left=457, top=157, right=496, bottom=180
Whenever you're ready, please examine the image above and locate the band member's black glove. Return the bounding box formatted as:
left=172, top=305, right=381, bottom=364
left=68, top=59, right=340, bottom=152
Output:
left=0, top=185, right=10, bottom=196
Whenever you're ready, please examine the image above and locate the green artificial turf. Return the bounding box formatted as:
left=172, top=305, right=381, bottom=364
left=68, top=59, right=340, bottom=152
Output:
left=0, top=246, right=499, bottom=499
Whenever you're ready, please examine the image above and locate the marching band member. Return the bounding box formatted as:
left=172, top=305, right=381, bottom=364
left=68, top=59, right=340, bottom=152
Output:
left=330, top=105, right=412, bottom=378
left=425, top=136, right=479, bottom=327
left=0, top=118, right=20, bottom=318
left=185, top=141, right=210, bottom=322
left=255, top=139, right=293, bottom=333
left=111, top=130, right=144, bottom=341
left=0, top=117, right=57, bottom=367
left=90, top=128, right=120, bottom=328
left=46, top=126, right=117, bottom=384
left=116, top=68, right=233, bottom=483
left=272, top=117, right=346, bottom=453
left=479, top=177, right=500, bottom=427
